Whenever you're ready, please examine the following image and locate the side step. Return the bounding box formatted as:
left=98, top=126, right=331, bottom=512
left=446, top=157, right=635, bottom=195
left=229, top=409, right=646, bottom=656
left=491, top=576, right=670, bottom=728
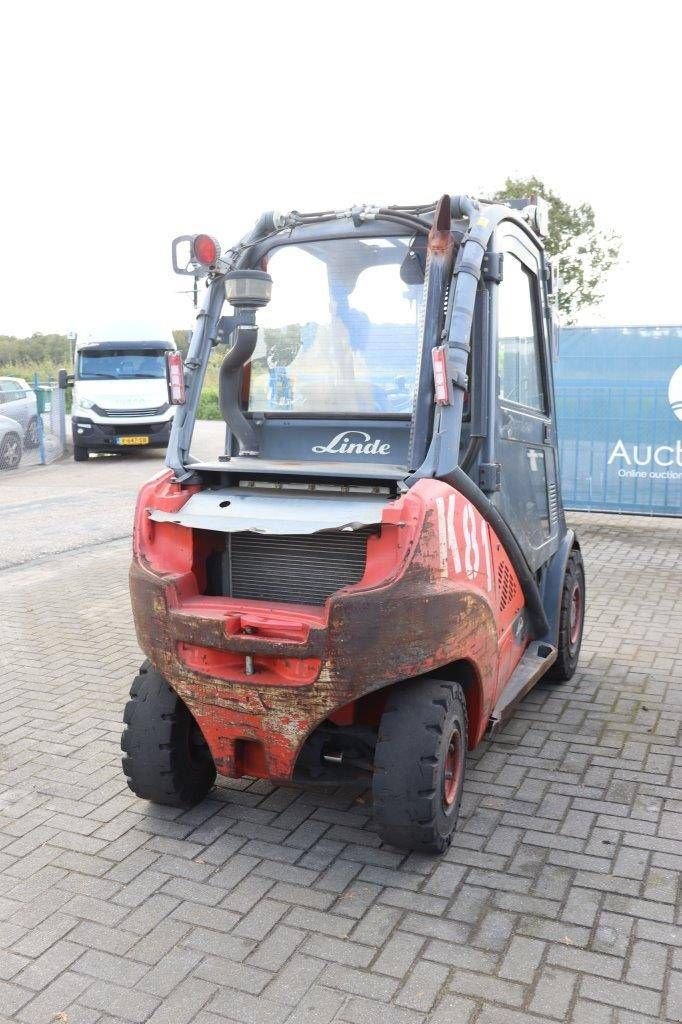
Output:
left=486, top=641, right=558, bottom=738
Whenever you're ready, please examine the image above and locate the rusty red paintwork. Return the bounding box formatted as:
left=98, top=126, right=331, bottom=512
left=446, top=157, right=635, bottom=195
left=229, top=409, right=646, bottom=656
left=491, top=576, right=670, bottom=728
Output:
left=130, top=471, right=526, bottom=783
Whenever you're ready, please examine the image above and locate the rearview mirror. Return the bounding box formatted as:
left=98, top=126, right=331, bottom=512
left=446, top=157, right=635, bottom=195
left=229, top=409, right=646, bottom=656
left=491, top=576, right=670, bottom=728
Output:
left=400, top=236, right=427, bottom=285
left=545, top=259, right=559, bottom=296
left=57, top=368, right=73, bottom=389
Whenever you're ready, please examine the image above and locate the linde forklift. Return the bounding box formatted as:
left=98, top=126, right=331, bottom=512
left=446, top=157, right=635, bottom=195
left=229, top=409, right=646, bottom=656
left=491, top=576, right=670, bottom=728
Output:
left=121, top=194, right=585, bottom=853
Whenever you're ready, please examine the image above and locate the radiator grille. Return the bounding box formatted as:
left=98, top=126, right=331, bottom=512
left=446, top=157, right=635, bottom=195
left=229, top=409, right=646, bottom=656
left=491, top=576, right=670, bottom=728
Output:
left=497, top=561, right=519, bottom=612
left=548, top=481, right=559, bottom=529
left=92, top=403, right=169, bottom=418
left=226, top=528, right=375, bottom=606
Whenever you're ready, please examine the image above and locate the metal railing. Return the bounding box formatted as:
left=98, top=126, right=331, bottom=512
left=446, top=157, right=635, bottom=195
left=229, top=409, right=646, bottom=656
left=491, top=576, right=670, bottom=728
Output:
left=20, top=377, right=67, bottom=469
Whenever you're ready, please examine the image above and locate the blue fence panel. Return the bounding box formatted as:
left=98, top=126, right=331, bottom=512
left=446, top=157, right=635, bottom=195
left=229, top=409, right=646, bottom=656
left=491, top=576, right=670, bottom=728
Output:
left=555, top=326, right=682, bottom=516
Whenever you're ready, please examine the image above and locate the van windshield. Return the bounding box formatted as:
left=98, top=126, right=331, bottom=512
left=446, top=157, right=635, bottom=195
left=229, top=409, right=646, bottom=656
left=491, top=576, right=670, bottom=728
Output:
left=77, top=349, right=167, bottom=380
left=247, top=237, right=424, bottom=415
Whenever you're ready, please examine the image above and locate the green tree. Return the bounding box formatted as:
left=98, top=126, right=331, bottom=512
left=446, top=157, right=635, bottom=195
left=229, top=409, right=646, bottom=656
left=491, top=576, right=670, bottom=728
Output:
left=493, top=176, right=621, bottom=323
left=0, top=332, right=71, bottom=372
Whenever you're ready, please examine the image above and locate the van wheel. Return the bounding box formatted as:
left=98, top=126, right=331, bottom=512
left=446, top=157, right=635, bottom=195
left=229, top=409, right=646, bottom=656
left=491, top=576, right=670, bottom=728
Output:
left=373, top=678, right=468, bottom=854
left=121, top=662, right=216, bottom=808
left=547, top=548, right=585, bottom=681
left=73, top=446, right=89, bottom=461
left=25, top=417, right=39, bottom=449
left=0, top=432, right=22, bottom=470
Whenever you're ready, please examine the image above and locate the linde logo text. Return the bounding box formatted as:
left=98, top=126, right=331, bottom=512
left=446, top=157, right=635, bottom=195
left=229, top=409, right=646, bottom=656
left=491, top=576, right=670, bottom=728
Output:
left=312, top=431, right=391, bottom=456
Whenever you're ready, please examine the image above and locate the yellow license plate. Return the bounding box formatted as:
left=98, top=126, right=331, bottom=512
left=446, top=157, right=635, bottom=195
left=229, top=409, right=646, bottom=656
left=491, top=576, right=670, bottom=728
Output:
left=117, top=435, right=149, bottom=446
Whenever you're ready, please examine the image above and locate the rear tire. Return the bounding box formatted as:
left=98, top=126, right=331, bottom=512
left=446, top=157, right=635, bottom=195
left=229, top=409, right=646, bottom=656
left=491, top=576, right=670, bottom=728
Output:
left=121, top=662, right=216, bottom=808
left=373, top=678, right=468, bottom=854
left=73, top=445, right=89, bottom=461
left=547, top=548, right=585, bottom=681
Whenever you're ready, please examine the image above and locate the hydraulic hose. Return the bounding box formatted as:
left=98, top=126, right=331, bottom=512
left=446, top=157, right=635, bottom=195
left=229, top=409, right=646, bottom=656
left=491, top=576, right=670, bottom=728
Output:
left=459, top=434, right=483, bottom=475
left=388, top=202, right=438, bottom=214
left=442, top=466, right=549, bottom=638
left=238, top=211, right=278, bottom=247
left=230, top=212, right=281, bottom=269
left=449, top=195, right=480, bottom=221
left=288, top=207, right=432, bottom=234
left=229, top=207, right=433, bottom=271
left=376, top=209, right=431, bottom=234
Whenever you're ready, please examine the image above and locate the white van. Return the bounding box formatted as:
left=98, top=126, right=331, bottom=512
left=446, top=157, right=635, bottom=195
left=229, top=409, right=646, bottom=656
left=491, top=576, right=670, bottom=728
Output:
left=70, top=339, right=176, bottom=461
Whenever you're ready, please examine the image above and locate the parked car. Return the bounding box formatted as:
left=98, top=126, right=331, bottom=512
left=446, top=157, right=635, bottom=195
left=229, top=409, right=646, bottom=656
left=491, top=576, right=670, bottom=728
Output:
left=0, top=377, right=39, bottom=448
left=0, top=414, right=23, bottom=470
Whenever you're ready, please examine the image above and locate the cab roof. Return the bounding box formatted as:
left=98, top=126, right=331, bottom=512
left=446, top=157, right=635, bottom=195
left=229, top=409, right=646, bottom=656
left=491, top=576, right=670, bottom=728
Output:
left=78, top=340, right=176, bottom=353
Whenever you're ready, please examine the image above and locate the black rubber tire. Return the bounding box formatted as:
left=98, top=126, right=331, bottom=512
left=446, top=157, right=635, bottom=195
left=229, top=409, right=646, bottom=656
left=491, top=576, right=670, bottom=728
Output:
left=373, top=678, right=468, bottom=854
left=547, top=548, right=586, bottom=682
left=0, top=432, right=22, bottom=470
left=121, top=662, right=216, bottom=808
left=73, top=445, right=89, bottom=462
left=25, top=417, right=39, bottom=449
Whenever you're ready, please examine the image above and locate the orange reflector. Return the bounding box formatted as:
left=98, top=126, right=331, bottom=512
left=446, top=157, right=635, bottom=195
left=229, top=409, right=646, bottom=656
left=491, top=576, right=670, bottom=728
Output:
left=432, top=346, right=450, bottom=405
left=167, top=352, right=186, bottom=405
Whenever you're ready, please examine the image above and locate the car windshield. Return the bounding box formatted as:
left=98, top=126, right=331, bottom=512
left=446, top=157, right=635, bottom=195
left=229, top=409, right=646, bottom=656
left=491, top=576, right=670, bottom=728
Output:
left=77, top=349, right=167, bottom=380
left=247, top=237, right=424, bottom=415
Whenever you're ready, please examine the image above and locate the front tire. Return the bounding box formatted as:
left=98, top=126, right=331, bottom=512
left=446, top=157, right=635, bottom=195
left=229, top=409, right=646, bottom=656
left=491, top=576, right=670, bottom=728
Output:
left=373, top=678, right=468, bottom=854
left=121, top=662, right=216, bottom=808
left=0, top=432, right=22, bottom=470
left=25, top=416, right=39, bottom=449
left=73, top=445, right=89, bottom=461
left=547, top=548, right=585, bottom=681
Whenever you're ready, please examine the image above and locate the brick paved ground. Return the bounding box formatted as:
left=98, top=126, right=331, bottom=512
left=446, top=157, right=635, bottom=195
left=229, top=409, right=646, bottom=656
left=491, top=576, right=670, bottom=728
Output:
left=0, top=508, right=680, bottom=1023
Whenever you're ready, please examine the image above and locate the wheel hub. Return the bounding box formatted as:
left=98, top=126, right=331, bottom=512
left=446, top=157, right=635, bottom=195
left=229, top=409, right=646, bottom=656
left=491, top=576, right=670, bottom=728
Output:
left=443, top=729, right=462, bottom=807
left=569, top=582, right=582, bottom=645
left=1, top=438, right=19, bottom=467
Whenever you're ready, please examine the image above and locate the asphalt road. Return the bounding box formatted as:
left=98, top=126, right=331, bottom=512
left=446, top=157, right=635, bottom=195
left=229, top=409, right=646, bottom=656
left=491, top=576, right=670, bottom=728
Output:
left=0, top=421, right=225, bottom=569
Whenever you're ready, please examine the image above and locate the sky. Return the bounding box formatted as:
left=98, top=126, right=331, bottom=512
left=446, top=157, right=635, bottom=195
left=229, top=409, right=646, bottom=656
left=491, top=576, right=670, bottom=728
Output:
left=1, top=0, right=680, bottom=340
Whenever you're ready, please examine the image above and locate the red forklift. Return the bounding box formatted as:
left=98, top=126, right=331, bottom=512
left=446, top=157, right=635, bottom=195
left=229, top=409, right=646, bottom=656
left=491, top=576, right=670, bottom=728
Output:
left=121, top=195, right=585, bottom=852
